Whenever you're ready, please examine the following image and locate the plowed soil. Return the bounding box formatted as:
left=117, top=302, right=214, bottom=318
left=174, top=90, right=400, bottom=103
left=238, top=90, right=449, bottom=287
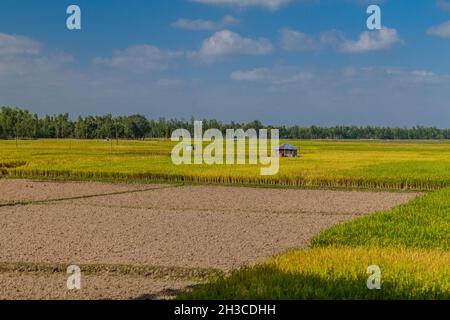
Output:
left=0, top=179, right=421, bottom=300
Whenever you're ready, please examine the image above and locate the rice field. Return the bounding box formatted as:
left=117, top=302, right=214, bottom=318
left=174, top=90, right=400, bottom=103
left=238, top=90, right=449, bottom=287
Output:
left=180, top=187, right=450, bottom=300
left=312, top=187, right=450, bottom=249
left=1, top=139, right=450, bottom=190
left=1, top=180, right=418, bottom=299
left=1, top=138, right=449, bottom=299
left=178, top=247, right=450, bottom=300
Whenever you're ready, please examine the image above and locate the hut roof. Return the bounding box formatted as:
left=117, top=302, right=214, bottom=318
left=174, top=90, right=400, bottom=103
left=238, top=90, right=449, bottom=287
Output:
left=279, top=143, right=297, bottom=151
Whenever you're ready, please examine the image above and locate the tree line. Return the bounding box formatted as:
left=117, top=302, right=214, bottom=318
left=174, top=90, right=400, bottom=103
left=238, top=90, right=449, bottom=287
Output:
left=1, top=106, right=449, bottom=140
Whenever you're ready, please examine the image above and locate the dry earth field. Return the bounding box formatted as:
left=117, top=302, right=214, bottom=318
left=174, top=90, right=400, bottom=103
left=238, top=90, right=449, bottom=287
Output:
left=0, top=179, right=421, bottom=300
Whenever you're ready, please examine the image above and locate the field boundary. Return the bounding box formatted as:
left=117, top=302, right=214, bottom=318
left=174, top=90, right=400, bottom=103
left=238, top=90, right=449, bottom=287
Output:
left=78, top=203, right=386, bottom=217
left=0, top=262, right=224, bottom=281
left=0, top=183, right=184, bottom=208
left=179, top=187, right=450, bottom=299
left=5, top=168, right=447, bottom=192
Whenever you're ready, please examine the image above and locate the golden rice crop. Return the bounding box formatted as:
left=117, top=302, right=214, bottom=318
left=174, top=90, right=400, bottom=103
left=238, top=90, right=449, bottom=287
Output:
left=1, top=139, right=449, bottom=191
left=179, top=247, right=450, bottom=300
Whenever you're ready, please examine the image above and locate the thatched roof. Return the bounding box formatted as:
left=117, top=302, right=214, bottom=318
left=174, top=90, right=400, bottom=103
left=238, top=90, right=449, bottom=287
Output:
left=279, top=143, right=297, bottom=151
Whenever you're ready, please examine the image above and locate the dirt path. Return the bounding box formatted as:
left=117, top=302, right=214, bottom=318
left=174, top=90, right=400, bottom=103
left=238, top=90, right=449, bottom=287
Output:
left=0, top=180, right=421, bottom=300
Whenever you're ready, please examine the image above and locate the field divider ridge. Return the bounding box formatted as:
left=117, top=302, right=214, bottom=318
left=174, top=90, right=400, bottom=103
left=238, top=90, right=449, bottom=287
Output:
left=0, top=183, right=185, bottom=208
left=74, top=203, right=369, bottom=217
left=0, top=261, right=224, bottom=282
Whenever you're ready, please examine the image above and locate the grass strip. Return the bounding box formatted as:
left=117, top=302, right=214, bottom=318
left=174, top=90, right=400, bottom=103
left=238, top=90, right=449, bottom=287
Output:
left=178, top=247, right=450, bottom=300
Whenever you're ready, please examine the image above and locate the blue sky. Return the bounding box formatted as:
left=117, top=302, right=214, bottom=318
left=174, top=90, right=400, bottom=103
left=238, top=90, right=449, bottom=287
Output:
left=1, top=0, right=450, bottom=126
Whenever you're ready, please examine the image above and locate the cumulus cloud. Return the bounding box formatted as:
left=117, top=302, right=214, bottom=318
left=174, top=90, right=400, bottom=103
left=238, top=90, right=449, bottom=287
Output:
left=280, top=28, right=322, bottom=51
left=0, top=32, right=197, bottom=118
left=280, top=27, right=401, bottom=54
left=339, top=28, right=402, bottom=53
left=172, top=15, right=239, bottom=31
left=427, top=21, right=450, bottom=38
left=93, top=45, right=183, bottom=72
left=191, top=0, right=293, bottom=11
left=189, top=30, right=273, bottom=62
left=2, top=30, right=449, bottom=128
left=0, top=33, right=41, bottom=56
left=0, top=32, right=73, bottom=77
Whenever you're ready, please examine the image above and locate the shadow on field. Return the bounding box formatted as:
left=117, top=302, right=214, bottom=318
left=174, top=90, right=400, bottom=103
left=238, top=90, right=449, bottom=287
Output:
left=133, top=285, right=199, bottom=300
left=176, top=265, right=450, bottom=300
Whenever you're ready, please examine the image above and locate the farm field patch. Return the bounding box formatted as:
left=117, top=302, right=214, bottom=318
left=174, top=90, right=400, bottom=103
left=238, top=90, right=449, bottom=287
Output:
left=0, top=272, right=196, bottom=300
left=182, top=187, right=450, bottom=299
left=0, top=180, right=419, bottom=299
left=180, top=247, right=450, bottom=300
left=0, top=179, right=164, bottom=205
left=1, top=139, right=450, bottom=190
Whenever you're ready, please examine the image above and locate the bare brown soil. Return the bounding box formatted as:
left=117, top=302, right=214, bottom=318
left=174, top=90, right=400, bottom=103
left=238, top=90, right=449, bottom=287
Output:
left=66, top=185, right=420, bottom=215
left=0, top=204, right=364, bottom=269
left=0, top=180, right=421, bottom=300
left=0, top=272, right=196, bottom=300
left=0, top=179, right=161, bottom=205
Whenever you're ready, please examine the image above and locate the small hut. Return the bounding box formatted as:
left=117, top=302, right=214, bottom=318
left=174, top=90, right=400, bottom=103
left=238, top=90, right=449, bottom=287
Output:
left=278, top=143, right=298, bottom=157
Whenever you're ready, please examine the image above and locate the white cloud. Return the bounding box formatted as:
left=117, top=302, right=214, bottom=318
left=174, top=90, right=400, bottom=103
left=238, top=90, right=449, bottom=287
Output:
left=2, top=32, right=450, bottom=128
left=189, top=30, right=273, bottom=62
left=280, top=28, right=322, bottom=51
left=93, top=45, right=183, bottom=72
left=437, top=0, right=450, bottom=11
left=411, top=70, right=435, bottom=77
left=427, top=21, right=450, bottom=38
left=409, top=70, right=446, bottom=84
left=230, top=66, right=447, bottom=93
left=231, top=67, right=313, bottom=86
left=0, top=33, right=72, bottom=77
left=231, top=68, right=272, bottom=81
left=339, top=27, right=402, bottom=53
left=280, top=29, right=347, bottom=52
left=341, top=66, right=447, bottom=85
left=280, top=27, right=401, bottom=54
left=0, top=54, right=73, bottom=77
left=319, top=30, right=347, bottom=47
left=0, top=33, right=41, bottom=56
left=191, top=0, right=293, bottom=11
left=172, top=15, right=239, bottom=31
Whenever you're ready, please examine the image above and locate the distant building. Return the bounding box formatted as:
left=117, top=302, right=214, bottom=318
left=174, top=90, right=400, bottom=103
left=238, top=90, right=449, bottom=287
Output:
left=278, top=143, right=298, bottom=157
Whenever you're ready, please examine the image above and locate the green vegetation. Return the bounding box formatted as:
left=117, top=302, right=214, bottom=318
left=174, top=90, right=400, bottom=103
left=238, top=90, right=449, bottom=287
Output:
left=1, top=106, right=450, bottom=140
left=178, top=247, right=450, bottom=300
left=1, top=137, right=449, bottom=299
left=1, top=139, right=450, bottom=191
left=180, top=187, right=450, bottom=299
left=313, top=187, right=450, bottom=249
